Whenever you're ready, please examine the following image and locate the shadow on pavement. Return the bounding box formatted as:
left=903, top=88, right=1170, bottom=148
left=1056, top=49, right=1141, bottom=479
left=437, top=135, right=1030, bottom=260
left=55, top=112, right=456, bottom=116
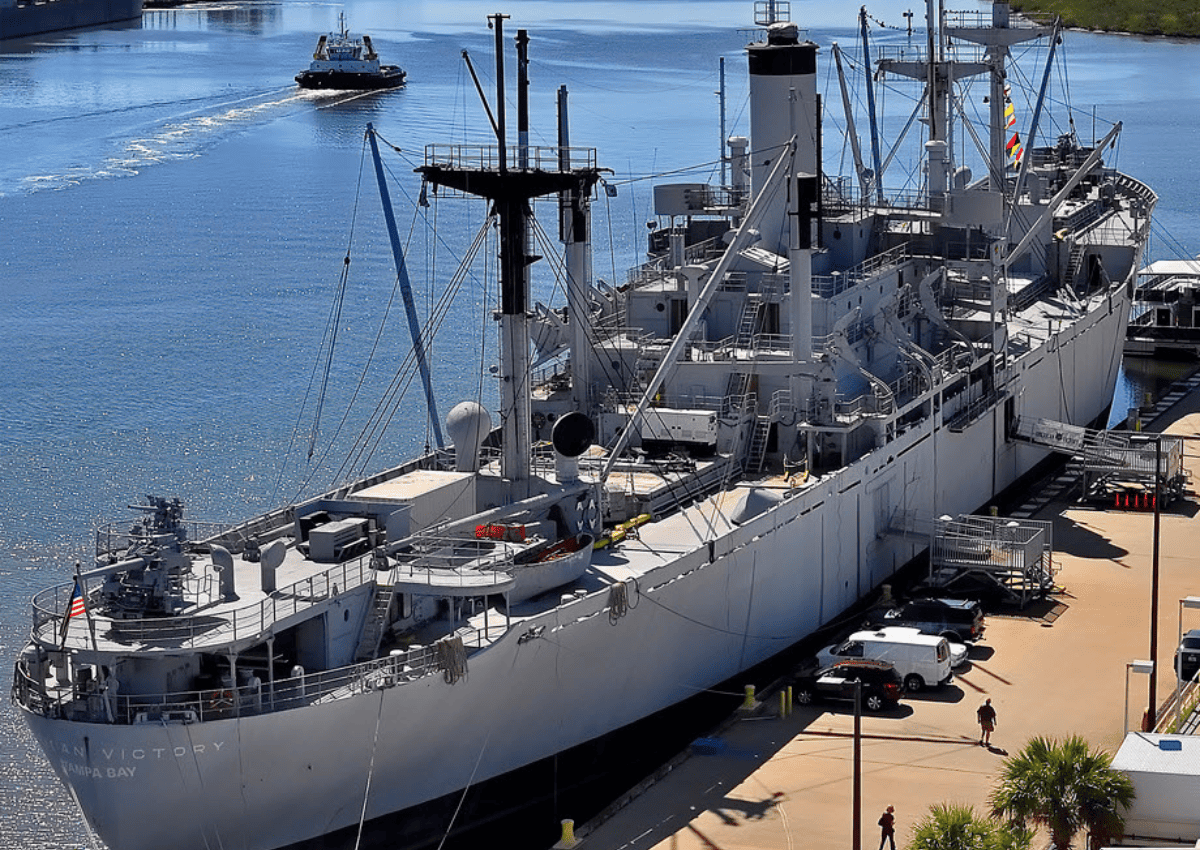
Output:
left=1051, top=514, right=1129, bottom=559
left=903, top=684, right=965, bottom=704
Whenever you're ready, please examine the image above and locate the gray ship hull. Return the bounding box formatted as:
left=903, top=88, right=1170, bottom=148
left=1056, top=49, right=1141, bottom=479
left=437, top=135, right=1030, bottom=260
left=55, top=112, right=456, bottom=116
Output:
left=18, top=284, right=1133, bottom=850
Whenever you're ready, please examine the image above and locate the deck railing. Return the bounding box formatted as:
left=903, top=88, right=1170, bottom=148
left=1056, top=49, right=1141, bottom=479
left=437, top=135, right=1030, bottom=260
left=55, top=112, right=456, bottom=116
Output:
left=12, top=628, right=498, bottom=725
left=32, top=550, right=384, bottom=651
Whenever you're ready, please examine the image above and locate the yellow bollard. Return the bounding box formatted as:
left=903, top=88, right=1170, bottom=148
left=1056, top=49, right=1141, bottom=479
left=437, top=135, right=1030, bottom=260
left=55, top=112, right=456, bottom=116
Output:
left=787, top=685, right=793, bottom=715
left=779, top=690, right=787, bottom=718
left=553, top=818, right=578, bottom=848
left=989, top=505, right=998, bottom=517
left=741, top=684, right=756, bottom=710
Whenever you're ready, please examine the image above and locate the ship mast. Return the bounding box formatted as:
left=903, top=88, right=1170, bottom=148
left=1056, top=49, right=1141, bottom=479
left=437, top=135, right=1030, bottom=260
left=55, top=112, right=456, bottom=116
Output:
left=418, top=16, right=600, bottom=495
left=944, top=1, right=1050, bottom=187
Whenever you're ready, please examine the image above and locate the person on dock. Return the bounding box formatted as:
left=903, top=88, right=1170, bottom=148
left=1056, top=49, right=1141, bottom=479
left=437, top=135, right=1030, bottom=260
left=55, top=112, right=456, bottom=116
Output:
left=878, top=804, right=896, bottom=850
left=977, top=698, right=997, bottom=746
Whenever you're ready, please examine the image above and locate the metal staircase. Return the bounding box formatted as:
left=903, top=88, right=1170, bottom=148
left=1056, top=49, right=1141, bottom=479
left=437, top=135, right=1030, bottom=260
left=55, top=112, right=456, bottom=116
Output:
left=889, top=511, right=1056, bottom=606
left=723, top=372, right=752, bottom=417
left=746, top=416, right=771, bottom=474
left=1011, top=417, right=1186, bottom=504
left=734, top=296, right=764, bottom=347
left=1063, top=244, right=1085, bottom=294
left=354, top=571, right=396, bottom=662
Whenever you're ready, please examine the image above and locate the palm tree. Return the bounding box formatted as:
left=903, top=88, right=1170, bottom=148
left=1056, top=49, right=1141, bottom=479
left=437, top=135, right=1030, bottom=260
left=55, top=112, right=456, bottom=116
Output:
left=989, top=735, right=1135, bottom=850
left=909, top=802, right=1032, bottom=850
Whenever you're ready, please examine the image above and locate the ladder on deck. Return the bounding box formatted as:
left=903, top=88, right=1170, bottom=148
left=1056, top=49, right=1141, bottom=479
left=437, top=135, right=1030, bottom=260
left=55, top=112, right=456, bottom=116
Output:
left=734, top=297, right=764, bottom=348
left=1063, top=244, right=1085, bottom=294
left=354, top=572, right=396, bottom=662
left=746, top=416, right=771, bottom=474
left=723, top=372, right=752, bottom=417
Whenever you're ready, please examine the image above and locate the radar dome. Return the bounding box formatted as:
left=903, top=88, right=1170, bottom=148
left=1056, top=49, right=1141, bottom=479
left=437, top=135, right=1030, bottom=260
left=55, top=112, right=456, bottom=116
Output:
left=446, top=401, right=492, bottom=472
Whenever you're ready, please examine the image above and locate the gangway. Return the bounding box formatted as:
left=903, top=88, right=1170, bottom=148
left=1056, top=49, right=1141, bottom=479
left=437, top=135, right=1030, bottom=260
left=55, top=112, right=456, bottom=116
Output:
left=1010, top=417, right=1186, bottom=506
left=889, top=511, right=1055, bottom=606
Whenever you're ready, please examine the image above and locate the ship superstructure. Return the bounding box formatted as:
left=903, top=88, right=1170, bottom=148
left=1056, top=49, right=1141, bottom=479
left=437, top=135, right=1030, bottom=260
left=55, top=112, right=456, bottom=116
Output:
left=13, top=3, right=1154, bottom=849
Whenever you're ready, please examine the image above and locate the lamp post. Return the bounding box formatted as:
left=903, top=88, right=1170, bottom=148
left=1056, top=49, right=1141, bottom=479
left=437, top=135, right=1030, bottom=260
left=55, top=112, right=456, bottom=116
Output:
left=852, top=679, right=861, bottom=850
left=1149, top=437, right=1162, bottom=729
left=1124, top=659, right=1154, bottom=736
left=1174, top=596, right=1200, bottom=730
left=1131, top=432, right=1164, bottom=730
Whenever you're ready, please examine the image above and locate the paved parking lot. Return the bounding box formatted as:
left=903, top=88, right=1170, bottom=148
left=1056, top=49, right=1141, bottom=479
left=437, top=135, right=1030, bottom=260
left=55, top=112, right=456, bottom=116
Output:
left=571, top=396, right=1200, bottom=850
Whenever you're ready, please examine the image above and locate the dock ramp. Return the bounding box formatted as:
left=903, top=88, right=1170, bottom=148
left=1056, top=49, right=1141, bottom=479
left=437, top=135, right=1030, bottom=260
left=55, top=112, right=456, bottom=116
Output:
left=1010, top=417, right=1186, bottom=506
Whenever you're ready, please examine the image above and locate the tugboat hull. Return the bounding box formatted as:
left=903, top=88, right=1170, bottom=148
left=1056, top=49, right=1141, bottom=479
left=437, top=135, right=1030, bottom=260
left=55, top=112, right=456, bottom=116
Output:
left=295, top=67, right=405, bottom=90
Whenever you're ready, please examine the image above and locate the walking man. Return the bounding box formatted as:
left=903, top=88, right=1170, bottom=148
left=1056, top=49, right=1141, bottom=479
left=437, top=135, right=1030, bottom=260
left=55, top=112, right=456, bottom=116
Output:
left=977, top=698, right=997, bottom=746
left=878, top=804, right=896, bottom=850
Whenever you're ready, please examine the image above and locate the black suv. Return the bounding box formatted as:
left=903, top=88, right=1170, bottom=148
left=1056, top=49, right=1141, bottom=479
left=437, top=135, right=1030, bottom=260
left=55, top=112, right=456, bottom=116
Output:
left=1177, top=629, right=1200, bottom=681
left=793, top=659, right=904, bottom=712
left=873, top=598, right=984, bottom=642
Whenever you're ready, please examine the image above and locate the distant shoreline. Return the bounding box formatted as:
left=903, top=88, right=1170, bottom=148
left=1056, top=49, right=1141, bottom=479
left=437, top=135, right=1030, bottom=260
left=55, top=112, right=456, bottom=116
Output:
left=1010, top=1, right=1200, bottom=39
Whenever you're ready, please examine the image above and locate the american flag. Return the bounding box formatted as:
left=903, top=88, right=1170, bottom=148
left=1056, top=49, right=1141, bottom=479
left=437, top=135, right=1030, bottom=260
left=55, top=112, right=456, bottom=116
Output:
left=59, top=579, right=86, bottom=646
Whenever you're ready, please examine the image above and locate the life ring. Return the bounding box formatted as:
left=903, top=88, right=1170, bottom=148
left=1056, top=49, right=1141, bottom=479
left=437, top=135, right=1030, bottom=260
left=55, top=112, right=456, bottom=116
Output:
left=207, top=690, right=234, bottom=711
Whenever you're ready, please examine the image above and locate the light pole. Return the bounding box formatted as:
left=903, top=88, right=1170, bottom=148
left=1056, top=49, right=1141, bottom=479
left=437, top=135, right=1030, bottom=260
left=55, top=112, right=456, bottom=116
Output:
left=1131, top=432, right=1164, bottom=730
left=1174, top=596, right=1200, bottom=730
left=1148, top=436, right=1162, bottom=729
left=1125, top=659, right=1154, bottom=736
left=853, top=679, right=861, bottom=850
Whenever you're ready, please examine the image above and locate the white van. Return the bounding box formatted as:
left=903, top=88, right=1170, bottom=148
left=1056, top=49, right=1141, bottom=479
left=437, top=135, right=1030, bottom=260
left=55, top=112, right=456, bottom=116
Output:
left=816, top=627, right=953, bottom=691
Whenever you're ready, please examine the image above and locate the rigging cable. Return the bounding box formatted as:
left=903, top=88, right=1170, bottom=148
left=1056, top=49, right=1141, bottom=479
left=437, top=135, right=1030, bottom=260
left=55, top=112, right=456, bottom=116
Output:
left=270, top=130, right=370, bottom=505
left=352, top=689, right=388, bottom=850
left=329, top=213, right=492, bottom=488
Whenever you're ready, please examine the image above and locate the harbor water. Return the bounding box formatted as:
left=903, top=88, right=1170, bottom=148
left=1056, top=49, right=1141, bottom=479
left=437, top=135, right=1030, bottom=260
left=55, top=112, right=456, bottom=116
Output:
left=1, top=1, right=1198, bottom=846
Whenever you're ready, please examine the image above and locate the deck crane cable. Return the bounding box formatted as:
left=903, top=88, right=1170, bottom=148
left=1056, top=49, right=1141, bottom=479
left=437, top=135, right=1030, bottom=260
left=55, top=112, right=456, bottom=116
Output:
left=179, top=719, right=226, bottom=850
left=602, top=155, right=727, bottom=189
left=353, top=210, right=492, bottom=474
left=340, top=211, right=493, bottom=483
left=270, top=132, right=370, bottom=504
left=314, top=150, right=432, bottom=482
left=352, top=689, right=387, bottom=850
left=342, top=134, right=499, bottom=476
left=332, top=212, right=493, bottom=487
left=290, top=134, right=489, bottom=492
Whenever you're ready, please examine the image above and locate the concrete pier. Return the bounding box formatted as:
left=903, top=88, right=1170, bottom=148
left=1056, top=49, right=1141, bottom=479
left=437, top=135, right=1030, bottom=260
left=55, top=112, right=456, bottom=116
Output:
left=569, top=371, right=1200, bottom=849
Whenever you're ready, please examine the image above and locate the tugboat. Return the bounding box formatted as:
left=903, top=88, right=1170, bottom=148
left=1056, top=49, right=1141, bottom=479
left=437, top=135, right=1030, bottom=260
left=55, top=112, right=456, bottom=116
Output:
left=295, top=14, right=405, bottom=90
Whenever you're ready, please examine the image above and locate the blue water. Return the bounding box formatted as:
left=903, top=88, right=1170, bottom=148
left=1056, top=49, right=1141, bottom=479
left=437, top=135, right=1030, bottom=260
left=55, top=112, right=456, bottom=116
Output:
left=1, top=2, right=1198, bottom=847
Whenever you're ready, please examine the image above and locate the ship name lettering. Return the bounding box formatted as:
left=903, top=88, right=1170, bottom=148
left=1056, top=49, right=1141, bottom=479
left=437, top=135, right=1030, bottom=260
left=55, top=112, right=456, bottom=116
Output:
left=60, top=759, right=137, bottom=780
left=90, top=742, right=227, bottom=761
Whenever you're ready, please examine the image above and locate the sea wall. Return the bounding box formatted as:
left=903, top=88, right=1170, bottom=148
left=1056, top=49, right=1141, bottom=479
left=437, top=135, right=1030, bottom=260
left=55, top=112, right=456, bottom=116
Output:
left=0, top=0, right=142, bottom=40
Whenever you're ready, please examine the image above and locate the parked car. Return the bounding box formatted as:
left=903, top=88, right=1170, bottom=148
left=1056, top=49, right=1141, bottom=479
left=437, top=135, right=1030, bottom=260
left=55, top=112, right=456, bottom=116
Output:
left=872, top=597, right=985, bottom=642
left=793, top=659, right=904, bottom=712
left=816, top=628, right=954, bottom=692
left=1176, top=629, right=1200, bottom=681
